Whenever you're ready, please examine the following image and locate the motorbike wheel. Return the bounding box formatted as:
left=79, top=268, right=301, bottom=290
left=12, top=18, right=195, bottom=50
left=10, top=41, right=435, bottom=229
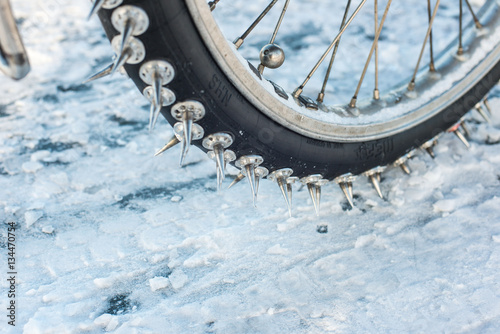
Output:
left=92, top=0, right=500, bottom=211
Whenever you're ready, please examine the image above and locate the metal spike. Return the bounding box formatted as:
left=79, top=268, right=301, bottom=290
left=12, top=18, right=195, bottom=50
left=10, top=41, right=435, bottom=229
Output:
left=286, top=176, right=298, bottom=211
left=400, top=163, right=411, bottom=174
left=307, top=183, right=320, bottom=216
left=339, top=183, right=354, bottom=208
left=334, top=173, right=356, bottom=208
left=483, top=98, right=492, bottom=115
left=120, top=18, right=136, bottom=57
left=149, top=70, right=163, bottom=131
left=420, top=138, right=438, bottom=159
left=394, top=153, right=413, bottom=175
left=88, top=0, right=105, bottom=20
left=154, top=135, right=180, bottom=156
left=268, top=168, right=294, bottom=217
left=301, top=175, right=326, bottom=216
left=454, top=128, right=471, bottom=149
left=83, top=63, right=113, bottom=84
left=228, top=173, right=245, bottom=189
left=425, top=146, right=435, bottom=159
left=253, top=167, right=269, bottom=204
left=171, top=101, right=206, bottom=167
left=363, top=167, right=385, bottom=199
left=278, top=178, right=292, bottom=216
left=214, top=145, right=226, bottom=190
left=460, top=120, right=471, bottom=138
left=235, top=155, right=264, bottom=206
left=111, top=47, right=132, bottom=74
left=203, top=133, right=234, bottom=191
left=245, top=165, right=257, bottom=207
left=369, top=174, right=383, bottom=199
left=475, top=104, right=491, bottom=123
left=180, top=115, right=193, bottom=167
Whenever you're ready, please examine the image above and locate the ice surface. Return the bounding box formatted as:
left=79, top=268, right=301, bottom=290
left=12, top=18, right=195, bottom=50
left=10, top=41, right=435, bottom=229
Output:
left=0, top=0, right=499, bottom=333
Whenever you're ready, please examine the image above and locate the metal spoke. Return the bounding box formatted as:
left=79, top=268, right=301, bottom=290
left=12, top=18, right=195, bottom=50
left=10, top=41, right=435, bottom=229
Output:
left=293, top=0, right=367, bottom=99
left=458, top=0, right=464, bottom=55
left=408, top=0, right=441, bottom=91
left=373, top=0, right=379, bottom=100
left=233, top=0, right=279, bottom=49
left=464, top=0, right=482, bottom=29
left=258, top=0, right=291, bottom=74
left=349, top=0, right=393, bottom=109
left=317, top=0, right=352, bottom=103
left=427, top=0, right=436, bottom=71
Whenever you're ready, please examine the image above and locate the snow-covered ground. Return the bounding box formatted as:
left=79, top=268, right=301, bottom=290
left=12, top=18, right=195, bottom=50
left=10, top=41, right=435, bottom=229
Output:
left=1, top=1, right=500, bottom=333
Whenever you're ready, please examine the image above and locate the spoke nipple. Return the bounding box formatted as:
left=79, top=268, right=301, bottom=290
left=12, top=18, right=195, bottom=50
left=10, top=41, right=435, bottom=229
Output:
left=233, top=38, right=244, bottom=49
left=407, top=81, right=415, bottom=91
left=349, top=97, right=357, bottom=109
left=317, top=92, right=325, bottom=103
left=293, top=87, right=303, bottom=99
left=373, top=89, right=380, bottom=100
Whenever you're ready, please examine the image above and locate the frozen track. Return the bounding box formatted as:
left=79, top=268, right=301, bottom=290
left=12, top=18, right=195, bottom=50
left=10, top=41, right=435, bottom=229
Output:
left=1, top=1, right=500, bottom=333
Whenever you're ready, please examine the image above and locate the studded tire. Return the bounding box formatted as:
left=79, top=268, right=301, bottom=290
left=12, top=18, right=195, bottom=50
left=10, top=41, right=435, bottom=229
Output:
left=96, top=0, right=500, bottom=181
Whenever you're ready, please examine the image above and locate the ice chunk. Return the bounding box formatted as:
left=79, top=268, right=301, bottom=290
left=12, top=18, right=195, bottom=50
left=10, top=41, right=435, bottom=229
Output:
left=169, top=269, right=188, bottom=290
left=149, top=276, right=170, bottom=291
left=25, top=210, right=43, bottom=227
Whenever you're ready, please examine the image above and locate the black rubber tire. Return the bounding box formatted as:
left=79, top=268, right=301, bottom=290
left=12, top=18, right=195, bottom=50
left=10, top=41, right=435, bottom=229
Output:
left=97, top=0, right=500, bottom=180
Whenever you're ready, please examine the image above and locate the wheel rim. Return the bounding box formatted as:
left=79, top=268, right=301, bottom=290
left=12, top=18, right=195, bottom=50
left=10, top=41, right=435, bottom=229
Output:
left=186, top=0, right=500, bottom=142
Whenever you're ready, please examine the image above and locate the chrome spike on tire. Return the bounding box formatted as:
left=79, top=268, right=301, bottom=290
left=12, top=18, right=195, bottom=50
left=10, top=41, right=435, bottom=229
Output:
left=88, top=0, right=123, bottom=20
left=140, top=61, right=176, bottom=131
left=394, top=152, right=413, bottom=175
left=286, top=176, right=299, bottom=212
left=83, top=63, right=114, bottom=84
left=110, top=35, right=146, bottom=74
left=172, top=122, right=204, bottom=165
left=268, top=168, right=294, bottom=216
left=335, top=173, right=356, bottom=208
left=150, top=70, right=163, bottom=131
left=253, top=166, right=269, bottom=204
left=483, top=98, right=492, bottom=115
left=363, top=166, right=385, bottom=199
left=143, top=85, right=176, bottom=132
left=460, top=120, right=471, bottom=138
left=420, top=138, right=439, bottom=159
left=154, top=135, right=180, bottom=157
left=448, top=122, right=470, bottom=149
left=454, top=128, right=471, bottom=148
left=475, top=103, right=491, bottom=123
left=301, top=174, right=327, bottom=216
left=88, top=0, right=106, bottom=20
left=111, top=47, right=132, bottom=74
left=203, top=133, right=234, bottom=191
left=235, top=155, right=264, bottom=207
left=171, top=101, right=206, bottom=166
left=111, top=6, right=149, bottom=55
left=228, top=172, right=245, bottom=189
left=180, top=115, right=193, bottom=167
